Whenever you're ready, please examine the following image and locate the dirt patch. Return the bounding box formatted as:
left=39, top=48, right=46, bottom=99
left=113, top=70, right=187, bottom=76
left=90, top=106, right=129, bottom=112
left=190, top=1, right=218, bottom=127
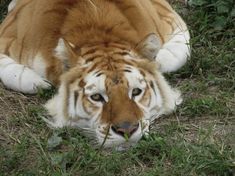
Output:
left=0, top=82, right=46, bottom=145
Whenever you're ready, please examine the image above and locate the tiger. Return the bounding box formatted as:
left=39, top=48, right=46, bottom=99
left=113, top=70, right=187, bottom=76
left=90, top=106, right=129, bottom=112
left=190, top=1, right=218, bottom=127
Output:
left=0, top=0, right=190, bottom=149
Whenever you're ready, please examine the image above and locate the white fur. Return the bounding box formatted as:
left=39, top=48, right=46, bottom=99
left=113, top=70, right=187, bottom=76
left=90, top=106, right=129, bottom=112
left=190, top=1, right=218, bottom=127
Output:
left=54, top=38, right=68, bottom=61
left=155, top=72, right=182, bottom=115
left=44, top=84, right=68, bottom=127
left=124, top=66, right=147, bottom=99
left=8, top=0, right=18, bottom=12
left=54, top=38, right=73, bottom=70
left=32, top=54, right=46, bottom=78
left=68, top=89, right=90, bottom=119
left=0, top=54, right=50, bottom=94
left=156, top=27, right=190, bottom=72
left=84, top=71, right=108, bottom=102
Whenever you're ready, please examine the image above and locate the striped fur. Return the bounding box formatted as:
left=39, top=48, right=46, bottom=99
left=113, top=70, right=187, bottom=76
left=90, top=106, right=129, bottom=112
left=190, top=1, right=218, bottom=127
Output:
left=0, top=0, right=189, bottom=149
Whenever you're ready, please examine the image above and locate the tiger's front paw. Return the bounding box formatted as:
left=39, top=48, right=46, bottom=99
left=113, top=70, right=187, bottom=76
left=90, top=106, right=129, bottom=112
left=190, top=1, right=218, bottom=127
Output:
left=0, top=54, right=51, bottom=94
left=1, top=64, right=52, bottom=94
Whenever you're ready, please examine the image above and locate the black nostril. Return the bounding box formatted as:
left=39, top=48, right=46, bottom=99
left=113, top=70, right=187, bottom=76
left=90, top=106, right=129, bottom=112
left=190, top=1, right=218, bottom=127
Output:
left=111, top=122, right=139, bottom=138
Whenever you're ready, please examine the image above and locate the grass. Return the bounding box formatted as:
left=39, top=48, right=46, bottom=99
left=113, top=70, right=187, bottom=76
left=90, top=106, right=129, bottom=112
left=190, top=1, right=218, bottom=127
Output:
left=0, top=0, right=234, bottom=175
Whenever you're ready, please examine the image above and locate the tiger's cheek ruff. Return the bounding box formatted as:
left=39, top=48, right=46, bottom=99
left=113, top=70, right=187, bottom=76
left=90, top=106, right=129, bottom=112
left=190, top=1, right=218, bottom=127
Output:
left=154, top=71, right=182, bottom=115
left=44, top=83, right=70, bottom=128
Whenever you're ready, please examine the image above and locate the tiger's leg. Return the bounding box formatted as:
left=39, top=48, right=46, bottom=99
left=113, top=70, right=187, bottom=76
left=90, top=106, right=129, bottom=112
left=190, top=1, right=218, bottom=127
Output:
left=0, top=54, right=51, bottom=94
left=8, top=0, right=18, bottom=12
left=156, top=27, right=190, bottom=73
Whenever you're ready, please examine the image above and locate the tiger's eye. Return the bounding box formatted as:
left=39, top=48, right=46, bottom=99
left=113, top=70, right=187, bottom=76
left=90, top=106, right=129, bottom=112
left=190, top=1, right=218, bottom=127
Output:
left=132, top=88, right=142, bottom=97
left=90, top=93, right=105, bottom=102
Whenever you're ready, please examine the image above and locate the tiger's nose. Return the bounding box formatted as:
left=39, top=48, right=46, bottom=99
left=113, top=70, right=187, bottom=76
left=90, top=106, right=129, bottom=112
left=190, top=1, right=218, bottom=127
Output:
left=111, top=122, right=139, bottom=138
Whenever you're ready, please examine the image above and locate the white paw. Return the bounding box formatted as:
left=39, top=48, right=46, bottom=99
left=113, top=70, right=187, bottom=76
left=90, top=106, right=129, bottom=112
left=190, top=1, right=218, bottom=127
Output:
left=0, top=54, right=51, bottom=94
left=156, top=28, right=190, bottom=73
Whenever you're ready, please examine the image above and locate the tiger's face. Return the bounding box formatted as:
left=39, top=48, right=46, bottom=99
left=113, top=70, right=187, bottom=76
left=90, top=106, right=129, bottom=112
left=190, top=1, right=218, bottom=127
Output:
left=68, top=63, right=162, bottom=149
left=45, top=35, right=181, bottom=149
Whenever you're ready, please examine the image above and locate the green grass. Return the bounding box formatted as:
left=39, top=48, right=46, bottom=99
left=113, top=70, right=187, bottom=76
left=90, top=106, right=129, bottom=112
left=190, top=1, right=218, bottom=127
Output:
left=0, top=0, right=11, bottom=22
left=0, top=0, right=235, bottom=175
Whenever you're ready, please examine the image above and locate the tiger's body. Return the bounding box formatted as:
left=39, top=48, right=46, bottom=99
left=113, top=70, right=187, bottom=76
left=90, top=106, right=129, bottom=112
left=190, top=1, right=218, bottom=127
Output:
left=0, top=0, right=190, bottom=149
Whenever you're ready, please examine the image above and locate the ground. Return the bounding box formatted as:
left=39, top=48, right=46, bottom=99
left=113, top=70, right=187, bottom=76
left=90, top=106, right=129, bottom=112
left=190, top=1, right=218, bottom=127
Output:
left=0, top=0, right=234, bottom=175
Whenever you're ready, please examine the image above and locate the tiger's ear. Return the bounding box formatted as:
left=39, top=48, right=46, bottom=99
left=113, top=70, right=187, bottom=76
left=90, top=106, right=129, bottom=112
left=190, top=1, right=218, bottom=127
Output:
left=54, top=38, right=77, bottom=70
left=135, top=33, right=162, bottom=60
left=54, top=38, right=76, bottom=59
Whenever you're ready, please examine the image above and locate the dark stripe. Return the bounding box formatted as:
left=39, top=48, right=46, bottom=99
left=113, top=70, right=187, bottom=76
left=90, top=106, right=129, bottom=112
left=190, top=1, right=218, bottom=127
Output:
left=74, top=91, right=79, bottom=108
left=85, top=55, right=104, bottom=63
left=82, top=48, right=99, bottom=57
left=150, top=81, right=156, bottom=95
left=108, top=43, right=131, bottom=50
left=93, top=70, right=101, bottom=75
left=123, top=69, right=131, bottom=73
left=113, top=51, right=131, bottom=56
left=87, top=61, right=102, bottom=73
left=96, top=72, right=104, bottom=77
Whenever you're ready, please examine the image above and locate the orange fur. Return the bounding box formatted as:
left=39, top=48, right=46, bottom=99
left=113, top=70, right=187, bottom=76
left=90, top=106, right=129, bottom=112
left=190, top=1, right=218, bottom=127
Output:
left=0, top=0, right=186, bottom=84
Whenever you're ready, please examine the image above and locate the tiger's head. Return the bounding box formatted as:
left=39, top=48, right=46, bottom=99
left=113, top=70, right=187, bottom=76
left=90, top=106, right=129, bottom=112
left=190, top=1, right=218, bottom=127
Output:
left=45, top=34, right=182, bottom=149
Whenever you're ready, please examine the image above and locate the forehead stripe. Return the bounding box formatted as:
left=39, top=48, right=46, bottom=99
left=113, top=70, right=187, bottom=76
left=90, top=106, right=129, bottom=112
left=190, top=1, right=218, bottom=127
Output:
left=85, top=55, right=104, bottom=64
left=123, top=69, right=132, bottom=73
left=113, top=51, right=131, bottom=56
left=81, top=48, right=98, bottom=56
left=96, top=72, right=104, bottom=77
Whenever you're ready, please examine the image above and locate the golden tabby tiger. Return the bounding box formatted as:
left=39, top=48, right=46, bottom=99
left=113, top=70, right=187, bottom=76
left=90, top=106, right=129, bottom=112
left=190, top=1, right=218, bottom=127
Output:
left=0, top=0, right=190, bottom=149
